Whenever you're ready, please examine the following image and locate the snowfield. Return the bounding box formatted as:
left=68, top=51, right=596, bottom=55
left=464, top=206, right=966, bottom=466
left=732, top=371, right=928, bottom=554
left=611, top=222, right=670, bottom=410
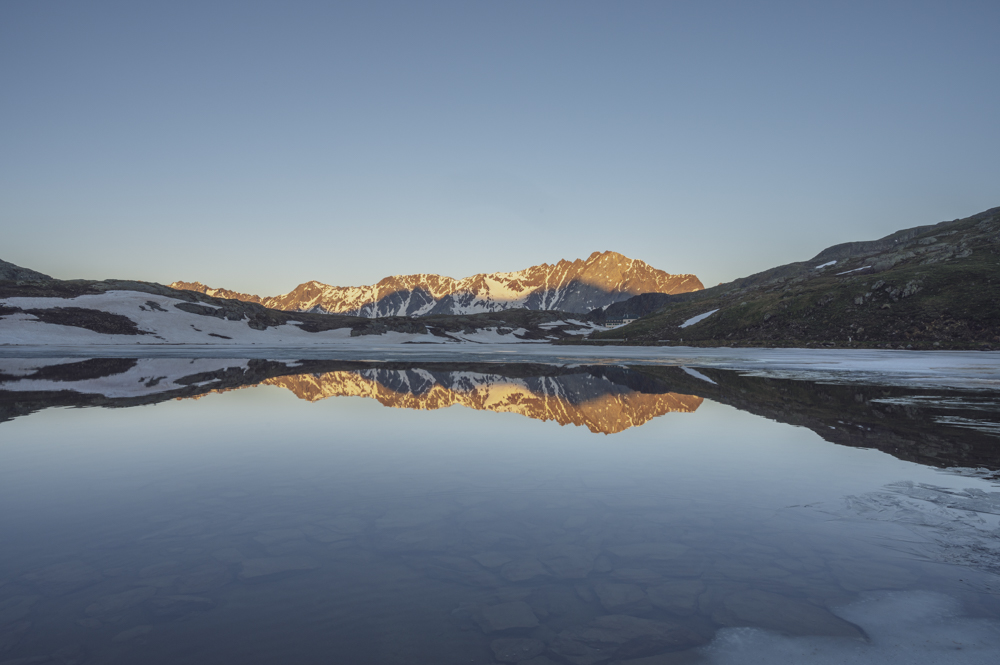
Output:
left=0, top=290, right=602, bottom=346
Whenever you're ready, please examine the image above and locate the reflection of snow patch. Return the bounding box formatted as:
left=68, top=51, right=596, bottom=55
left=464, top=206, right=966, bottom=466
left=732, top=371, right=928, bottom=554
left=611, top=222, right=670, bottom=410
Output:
left=681, top=366, right=717, bottom=384
left=932, top=416, right=1000, bottom=435
left=0, top=358, right=250, bottom=398
left=680, top=309, right=719, bottom=328
left=704, top=591, right=1000, bottom=665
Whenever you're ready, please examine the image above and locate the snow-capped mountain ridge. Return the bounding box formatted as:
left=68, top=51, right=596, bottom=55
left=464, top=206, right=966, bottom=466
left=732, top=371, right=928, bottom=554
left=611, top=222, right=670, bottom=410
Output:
left=172, top=251, right=703, bottom=318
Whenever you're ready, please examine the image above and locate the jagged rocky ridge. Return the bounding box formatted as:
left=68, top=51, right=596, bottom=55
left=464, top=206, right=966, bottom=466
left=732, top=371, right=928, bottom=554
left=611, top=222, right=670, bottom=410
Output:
left=587, top=207, right=1000, bottom=349
left=171, top=251, right=703, bottom=317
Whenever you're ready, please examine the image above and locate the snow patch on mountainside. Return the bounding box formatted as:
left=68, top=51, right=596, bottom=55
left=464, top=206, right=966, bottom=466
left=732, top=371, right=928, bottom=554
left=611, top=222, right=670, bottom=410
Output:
left=0, top=290, right=602, bottom=346
left=680, top=309, right=719, bottom=328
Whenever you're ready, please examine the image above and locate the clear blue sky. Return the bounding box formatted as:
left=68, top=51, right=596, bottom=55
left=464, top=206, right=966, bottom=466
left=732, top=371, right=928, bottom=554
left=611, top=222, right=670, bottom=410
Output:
left=2, top=1, right=997, bottom=295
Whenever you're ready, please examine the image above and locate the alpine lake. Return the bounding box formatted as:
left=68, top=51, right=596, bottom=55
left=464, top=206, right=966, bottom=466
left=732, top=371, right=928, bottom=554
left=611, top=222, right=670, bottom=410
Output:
left=2, top=348, right=1000, bottom=665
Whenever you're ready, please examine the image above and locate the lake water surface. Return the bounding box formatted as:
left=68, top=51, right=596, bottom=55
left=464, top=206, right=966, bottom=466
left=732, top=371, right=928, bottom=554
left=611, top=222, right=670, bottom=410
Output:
left=2, top=356, right=1000, bottom=664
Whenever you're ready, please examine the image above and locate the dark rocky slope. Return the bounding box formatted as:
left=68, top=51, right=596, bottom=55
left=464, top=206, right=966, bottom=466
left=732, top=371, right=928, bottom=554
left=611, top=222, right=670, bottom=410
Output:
left=0, top=258, right=51, bottom=282
left=587, top=207, right=1000, bottom=349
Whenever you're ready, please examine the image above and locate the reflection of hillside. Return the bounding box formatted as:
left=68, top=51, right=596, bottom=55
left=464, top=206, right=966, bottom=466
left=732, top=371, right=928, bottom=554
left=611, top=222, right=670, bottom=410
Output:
left=263, top=370, right=701, bottom=434
left=634, top=366, right=1000, bottom=471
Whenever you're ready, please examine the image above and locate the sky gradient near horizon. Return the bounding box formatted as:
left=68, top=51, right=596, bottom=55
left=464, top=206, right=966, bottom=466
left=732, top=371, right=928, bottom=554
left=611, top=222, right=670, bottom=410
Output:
left=2, top=1, right=998, bottom=295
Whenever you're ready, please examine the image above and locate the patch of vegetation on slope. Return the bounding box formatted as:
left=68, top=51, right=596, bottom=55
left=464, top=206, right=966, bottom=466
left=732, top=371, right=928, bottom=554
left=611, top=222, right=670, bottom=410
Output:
left=586, top=207, right=1000, bottom=349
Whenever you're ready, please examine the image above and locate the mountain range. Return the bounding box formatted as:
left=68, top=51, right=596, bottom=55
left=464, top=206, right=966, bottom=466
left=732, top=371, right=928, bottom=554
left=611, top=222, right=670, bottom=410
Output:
left=2, top=207, right=998, bottom=349
left=170, top=250, right=703, bottom=317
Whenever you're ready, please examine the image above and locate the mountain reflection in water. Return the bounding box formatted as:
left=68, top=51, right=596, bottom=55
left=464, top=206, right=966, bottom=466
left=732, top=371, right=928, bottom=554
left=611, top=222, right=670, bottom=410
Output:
left=263, top=370, right=702, bottom=434
left=1, top=357, right=998, bottom=469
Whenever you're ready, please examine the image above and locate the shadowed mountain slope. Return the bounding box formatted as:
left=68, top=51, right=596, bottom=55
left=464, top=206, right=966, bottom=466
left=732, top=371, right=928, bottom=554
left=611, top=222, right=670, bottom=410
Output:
left=587, top=207, right=1000, bottom=349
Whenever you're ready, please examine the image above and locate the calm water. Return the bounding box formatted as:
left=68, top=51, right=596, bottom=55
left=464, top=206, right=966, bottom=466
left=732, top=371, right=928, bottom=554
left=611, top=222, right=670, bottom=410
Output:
left=2, top=357, right=1000, bottom=664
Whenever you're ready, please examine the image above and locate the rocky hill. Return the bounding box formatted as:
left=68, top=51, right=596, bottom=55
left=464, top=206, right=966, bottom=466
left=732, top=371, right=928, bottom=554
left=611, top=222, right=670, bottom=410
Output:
left=587, top=207, right=1000, bottom=349
left=171, top=251, right=703, bottom=317
left=0, top=259, right=51, bottom=282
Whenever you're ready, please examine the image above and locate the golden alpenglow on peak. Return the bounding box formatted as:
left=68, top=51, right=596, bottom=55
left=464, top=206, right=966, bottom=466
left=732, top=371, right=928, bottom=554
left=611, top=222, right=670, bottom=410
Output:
left=261, top=369, right=702, bottom=435
left=170, top=252, right=703, bottom=318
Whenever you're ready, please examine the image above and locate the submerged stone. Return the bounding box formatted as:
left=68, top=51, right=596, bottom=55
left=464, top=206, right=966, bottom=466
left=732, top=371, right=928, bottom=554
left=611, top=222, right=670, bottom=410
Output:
left=473, top=601, right=540, bottom=633
left=112, top=624, right=152, bottom=643
left=150, top=594, right=215, bottom=618
left=646, top=580, right=704, bottom=616
left=0, top=595, right=39, bottom=626
left=21, top=561, right=102, bottom=597
left=238, top=556, right=319, bottom=579
left=554, top=614, right=705, bottom=663
left=0, top=621, right=31, bottom=653
left=84, top=587, right=156, bottom=617
left=211, top=548, right=246, bottom=565
left=472, top=551, right=513, bottom=569
left=175, top=564, right=233, bottom=593
left=501, top=558, right=551, bottom=582
left=490, top=637, right=546, bottom=662
left=593, top=582, right=651, bottom=613
left=606, top=543, right=688, bottom=561
left=611, top=569, right=662, bottom=585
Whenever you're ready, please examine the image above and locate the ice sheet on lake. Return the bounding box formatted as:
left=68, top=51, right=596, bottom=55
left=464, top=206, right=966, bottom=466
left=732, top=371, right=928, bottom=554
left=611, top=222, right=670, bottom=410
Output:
left=703, top=590, right=1000, bottom=664
left=834, top=480, right=1000, bottom=576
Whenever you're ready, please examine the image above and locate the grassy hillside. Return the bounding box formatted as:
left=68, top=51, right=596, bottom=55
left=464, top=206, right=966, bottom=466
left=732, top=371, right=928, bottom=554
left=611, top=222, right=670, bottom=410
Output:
left=587, top=207, right=1000, bottom=349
